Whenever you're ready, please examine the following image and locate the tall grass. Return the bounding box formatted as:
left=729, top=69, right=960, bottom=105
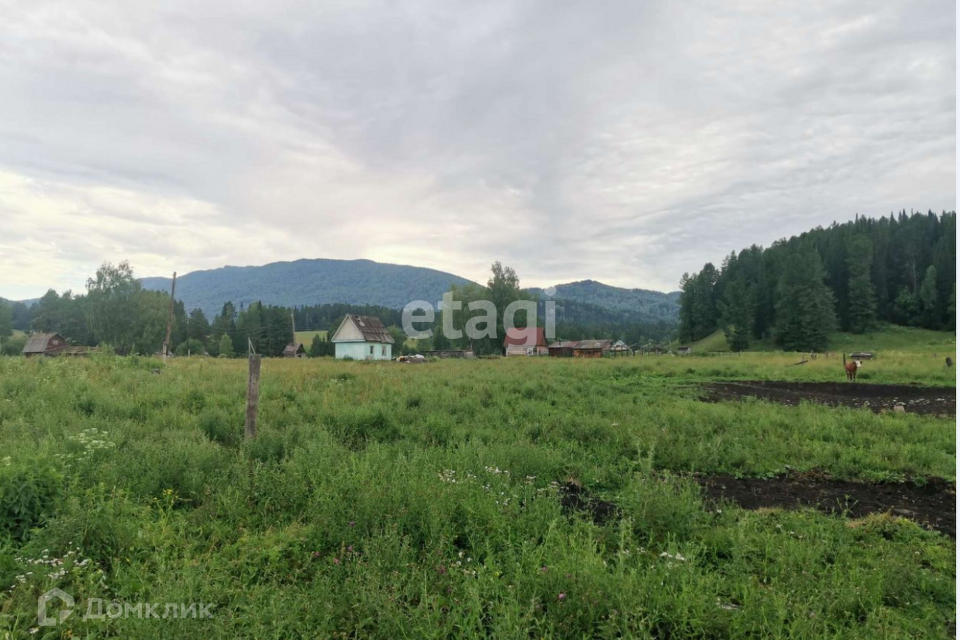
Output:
left=0, top=352, right=953, bottom=638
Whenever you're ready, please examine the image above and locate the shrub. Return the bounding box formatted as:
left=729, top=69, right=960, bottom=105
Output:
left=0, top=460, right=61, bottom=540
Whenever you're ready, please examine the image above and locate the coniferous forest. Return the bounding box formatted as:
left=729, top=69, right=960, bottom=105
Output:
left=679, top=211, right=956, bottom=351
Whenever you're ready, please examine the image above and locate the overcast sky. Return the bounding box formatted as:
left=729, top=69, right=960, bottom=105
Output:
left=0, top=0, right=955, bottom=300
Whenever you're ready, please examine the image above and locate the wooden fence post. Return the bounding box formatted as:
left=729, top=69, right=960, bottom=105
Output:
left=245, top=354, right=261, bottom=439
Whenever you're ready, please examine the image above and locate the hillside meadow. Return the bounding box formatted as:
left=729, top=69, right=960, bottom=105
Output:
left=0, top=346, right=955, bottom=638
left=685, top=325, right=956, bottom=355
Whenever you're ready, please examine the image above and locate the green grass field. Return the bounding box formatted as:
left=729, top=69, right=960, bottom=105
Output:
left=0, top=340, right=954, bottom=638
left=686, top=325, right=956, bottom=355
left=294, top=330, right=328, bottom=345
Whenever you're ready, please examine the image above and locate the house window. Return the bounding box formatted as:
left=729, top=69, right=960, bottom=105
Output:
left=369, top=345, right=374, bottom=355
left=381, top=346, right=386, bottom=356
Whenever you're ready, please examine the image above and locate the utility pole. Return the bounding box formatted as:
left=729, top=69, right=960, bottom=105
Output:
left=162, top=272, right=177, bottom=360
left=245, top=339, right=260, bottom=439
left=290, top=308, right=296, bottom=344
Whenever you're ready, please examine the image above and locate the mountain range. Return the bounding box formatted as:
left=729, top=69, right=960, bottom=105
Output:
left=138, top=259, right=681, bottom=323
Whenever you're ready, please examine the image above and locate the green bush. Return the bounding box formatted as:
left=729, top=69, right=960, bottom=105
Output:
left=0, top=461, right=61, bottom=540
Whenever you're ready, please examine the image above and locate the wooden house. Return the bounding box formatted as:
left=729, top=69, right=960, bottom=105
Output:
left=503, top=327, right=548, bottom=356
left=548, top=341, right=578, bottom=357
left=331, top=315, right=394, bottom=360
left=610, top=340, right=633, bottom=355
left=22, top=333, right=80, bottom=357
left=282, top=342, right=306, bottom=358
left=677, top=346, right=692, bottom=355
left=572, top=339, right=612, bottom=358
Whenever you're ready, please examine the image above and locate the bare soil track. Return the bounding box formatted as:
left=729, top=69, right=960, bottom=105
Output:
left=698, top=472, right=956, bottom=538
left=700, top=380, right=955, bottom=415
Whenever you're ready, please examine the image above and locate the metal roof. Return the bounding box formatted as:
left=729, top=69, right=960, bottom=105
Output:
left=503, top=327, right=546, bottom=348
left=572, top=339, right=612, bottom=350
left=345, top=315, right=395, bottom=344
left=282, top=342, right=305, bottom=356
left=22, top=333, right=62, bottom=354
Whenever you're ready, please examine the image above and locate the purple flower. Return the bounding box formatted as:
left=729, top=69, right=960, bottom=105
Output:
left=333, top=557, right=341, bottom=565
left=558, top=593, right=566, bottom=601
left=349, top=521, right=356, bottom=527
left=312, top=552, right=320, bottom=558
left=540, top=566, right=548, bottom=573
left=347, top=545, right=354, bottom=553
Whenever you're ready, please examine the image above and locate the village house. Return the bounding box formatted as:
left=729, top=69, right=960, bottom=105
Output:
left=503, top=327, right=548, bottom=356
left=610, top=340, right=633, bottom=355
left=331, top=314, right=394, bottom=360
left=572, top=339, right=612, bottom=358
left=282, top=342, right=306, bottom=358
left=547, top=340, right=578, bottom=357
left=21, top=332, right=95, bottom=357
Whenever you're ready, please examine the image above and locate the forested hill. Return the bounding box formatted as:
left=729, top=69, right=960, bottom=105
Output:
left=141, top=259, right=474, bottom=318
left=679, top=211, right=956, bottom=352
left=527, top=280, right=680, bottom=322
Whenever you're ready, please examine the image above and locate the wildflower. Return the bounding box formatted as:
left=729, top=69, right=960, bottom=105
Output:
left=349, top=521, right=356, bottom=527
left=436, top=565, right=447, bottom=575
left=347, top=545, right=354, bottom=553
left=312, top=552, right=320, bottom=558
left=558, top=593, right=566, bottom=601
left=333, top=558, right=341, bottom=565
left=540, top=566, right=548, bottom=573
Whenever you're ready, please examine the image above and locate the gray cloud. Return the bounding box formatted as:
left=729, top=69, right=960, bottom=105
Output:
left=0, top=0, right=954, bottom=299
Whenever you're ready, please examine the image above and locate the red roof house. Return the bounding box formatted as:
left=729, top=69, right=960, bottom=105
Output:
left=503, top=327, right=548, bottom=356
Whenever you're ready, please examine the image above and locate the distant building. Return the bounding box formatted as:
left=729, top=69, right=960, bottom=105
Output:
left=611, top=340, right=633, bottom=355
left=677, top=346, right=692, bottom=355
left=331, top=315, right=394, bottom=360
left=548, top=341, right=578, bottom=357
left=503, top=327, right=548, bottom=356
left=282, top=342, right=306, bottom=358
left=22, top=333, right=95, bottom=357
left=572, top=339, right=612, bottom=358
left=423, top=350, right=474, bottom=359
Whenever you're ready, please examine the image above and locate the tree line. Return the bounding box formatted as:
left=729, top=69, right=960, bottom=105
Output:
left=679, top=211, right=956, bottom=352
left=2, top=260, right=682, bottom=357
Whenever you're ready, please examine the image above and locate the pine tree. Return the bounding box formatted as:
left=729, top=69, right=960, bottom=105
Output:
left=309, top=334, right=324, bottom=357
left=774, top=250, right=837, bottom=351
left=918, top=266, right=939, bottom=329
left=845, top=235, right=878, bottom=333
left=218, top=333, right=234, bottom=358
left=893, top=286, right=919, bottom=326
left=0, top=300, right=12, bottom=346
left=718, top=278, right=753, bottom=351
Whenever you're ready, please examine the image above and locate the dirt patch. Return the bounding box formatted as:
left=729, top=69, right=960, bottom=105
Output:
left=558, top=481, right=619, bottom=524
left=698, top=471, right=956, bottom=538
left=700, top=380, right=955, bottom=415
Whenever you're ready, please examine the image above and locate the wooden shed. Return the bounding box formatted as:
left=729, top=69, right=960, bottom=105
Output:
left=282, top=342, right=306, bottom=358
left=548, top=341, right=578, bottom=357
left=572, top=339, right=612, bottom=358
left=22, top=333, right=73, bottom=357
